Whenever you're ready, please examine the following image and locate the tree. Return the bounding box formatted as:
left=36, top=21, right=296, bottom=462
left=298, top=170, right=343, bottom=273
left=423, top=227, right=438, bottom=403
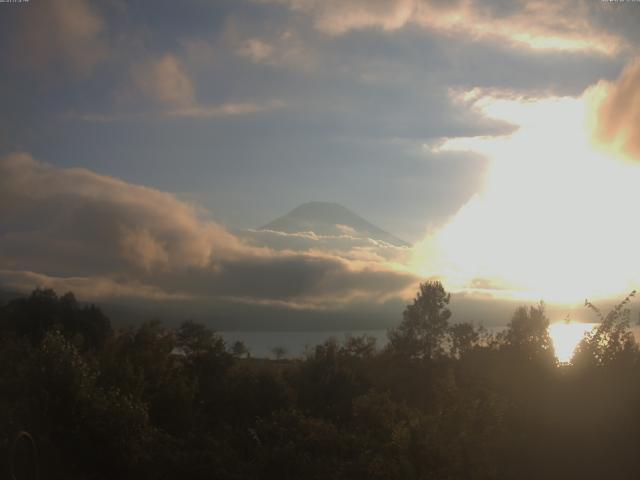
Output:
left=387, top=281, right=451, bottom=359
left=176, top=320, right=221, bottom=356
left=231, top=340, right=250, bottom=358
left=293, top=338, right=370, bottom=420
left=4, top=289, right=63, bottom=345
left=341, top=334, right=377, bottom=358
left=75, top=304, right=112, bottom=350
left=272, top=346, right=287, bottom=360
left=448, top=322, right=480, bottom=359
left=498, top=302, right=554, bottom=363
left=0, top=289, right=112, bottom=350
left=29, top=330, right=154, bottom=477
left=573, top=291, right=638, bottom=367
left=175, top=321, right=232, bottom=420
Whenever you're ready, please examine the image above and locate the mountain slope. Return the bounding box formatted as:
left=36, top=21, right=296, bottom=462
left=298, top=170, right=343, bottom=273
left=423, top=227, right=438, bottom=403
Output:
left=261, top=202, right=408, bottom=246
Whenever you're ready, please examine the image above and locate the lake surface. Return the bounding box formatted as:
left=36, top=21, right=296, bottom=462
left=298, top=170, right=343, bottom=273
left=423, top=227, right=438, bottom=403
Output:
left=221, top=325, right=640, bottom=360
left=220, top=326, right=506, bottom=359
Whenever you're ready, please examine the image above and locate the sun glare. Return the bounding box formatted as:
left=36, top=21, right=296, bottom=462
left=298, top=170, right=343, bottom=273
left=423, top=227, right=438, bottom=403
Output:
left=413, top=92, right=640, bottom=304
left=548, top=322, right=597, bottom=363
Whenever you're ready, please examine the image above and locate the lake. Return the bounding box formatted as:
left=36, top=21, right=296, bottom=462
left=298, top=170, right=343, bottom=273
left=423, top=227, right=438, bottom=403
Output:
left=220, top=326, right=507, bottom=359
left=221, top=325, right=640, bottom=360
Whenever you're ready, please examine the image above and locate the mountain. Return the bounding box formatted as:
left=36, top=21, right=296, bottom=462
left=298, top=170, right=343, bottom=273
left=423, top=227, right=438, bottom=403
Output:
left=261, top=202, right=408, bottom=247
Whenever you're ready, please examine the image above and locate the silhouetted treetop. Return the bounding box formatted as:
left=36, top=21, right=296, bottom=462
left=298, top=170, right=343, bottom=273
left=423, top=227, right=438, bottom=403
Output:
left=387, top=280, right=451, bottom=359
left=497, top=302, right=555, bottom=364
left=3, top=287, right=640, bottom=479
left=0, top=288, right=111, bottom=349
left=574, top=291, right=639, bottom=367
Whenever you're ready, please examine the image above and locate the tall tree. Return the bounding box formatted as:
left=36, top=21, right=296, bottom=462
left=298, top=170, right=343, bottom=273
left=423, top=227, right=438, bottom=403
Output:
left=573, top=291, right=638, bottom=367
left=387, top=281, right=451, bottom=359
left=498, top=303, right=554, bottom=363
left=231, top=340, right=250, bottom=358
left=448, top=322, right=480, bottom=359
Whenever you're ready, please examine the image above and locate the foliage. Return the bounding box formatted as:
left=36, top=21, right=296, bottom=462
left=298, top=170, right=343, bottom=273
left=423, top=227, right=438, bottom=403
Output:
left=231, top=340, right=250, bottom=358
left=496, top=302, right=555, bottom=364
left=573, top=290, right=639, bottom=367
left=271, top=345, right=288, bottom=360
left=448, top=322, right=481, bottom=359
left=2, top=286, right=640, bottom=479
left=387, top=281, right=451, bottom=359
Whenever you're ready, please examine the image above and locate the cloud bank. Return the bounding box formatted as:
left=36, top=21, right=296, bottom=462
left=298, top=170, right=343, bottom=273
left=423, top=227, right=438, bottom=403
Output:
left=268, top=0, right=623, bottom=55
left=0, top=154, right=417, bottom=310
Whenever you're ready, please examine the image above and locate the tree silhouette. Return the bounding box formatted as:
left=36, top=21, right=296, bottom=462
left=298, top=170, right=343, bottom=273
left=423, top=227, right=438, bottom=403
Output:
left=0, top=289, right=111, bottom=349
left=498, top=302, right=554, bottom=363
left=4, top=287, right=640, bottom=479
left=272, top=346, right=287, bottom=360
left=573, top=291, right=638, bottom=367
left=448, top=322, right=480, bottom=359
left=387, top=281, right=451, bottom=359
left=231, top=340, right=250, bottom=358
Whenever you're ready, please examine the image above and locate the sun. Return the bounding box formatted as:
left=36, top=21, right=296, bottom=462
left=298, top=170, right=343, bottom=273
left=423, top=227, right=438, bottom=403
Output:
left=548, top=322, right=597, bottom=363
left=412, top=91, right=640, bottom=304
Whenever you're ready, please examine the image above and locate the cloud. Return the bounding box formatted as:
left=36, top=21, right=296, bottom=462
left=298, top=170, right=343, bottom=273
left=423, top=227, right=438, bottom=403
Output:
left=412, top=86, right=640, bottom=304
left=588, top=57, right=640, bottom=161
left=237, top=38, right=276, bottom=62
left=0, top=153, right=417, bottom=308
left=282, top=0, right=415, bottom=35
left=166, top=100, right=285, bottom=118
left=240, top=228, right=411, bottom=264
left=70, top=100, right=284, bottom=122
left=133, top=54, right=196, bottom=108
left=8, top=0, right=108, bottom=75
left=0, top=270, right=189, bottom=302
left=267, top=0, right=623, bottom=54
left=220, top=16, right=317, bottom=71
left=0, top=153, right=240, bottom=276
left=74, top=50, right=285, bottom=121
left=234, top=34, right=311, bottom=69
left=161, top=252, right=415, bottom=307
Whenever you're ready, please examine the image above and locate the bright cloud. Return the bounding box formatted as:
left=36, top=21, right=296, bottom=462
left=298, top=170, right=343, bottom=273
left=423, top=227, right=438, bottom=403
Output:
left=269, top=0, right=623, bottom=55
left=413, top=72, right=640, bottom=304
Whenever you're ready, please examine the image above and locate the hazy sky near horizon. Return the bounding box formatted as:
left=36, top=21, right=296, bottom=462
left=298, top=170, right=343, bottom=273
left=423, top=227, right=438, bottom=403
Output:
left=3, top=0, right=640, bottom=319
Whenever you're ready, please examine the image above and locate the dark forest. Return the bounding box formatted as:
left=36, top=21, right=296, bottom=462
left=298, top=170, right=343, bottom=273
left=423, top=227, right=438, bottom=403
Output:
left=2, top=283, right=639, bottom=479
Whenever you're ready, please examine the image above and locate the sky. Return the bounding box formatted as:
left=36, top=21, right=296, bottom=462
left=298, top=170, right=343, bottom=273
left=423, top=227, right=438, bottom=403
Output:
left=2, top=0, right=640, bottom=328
